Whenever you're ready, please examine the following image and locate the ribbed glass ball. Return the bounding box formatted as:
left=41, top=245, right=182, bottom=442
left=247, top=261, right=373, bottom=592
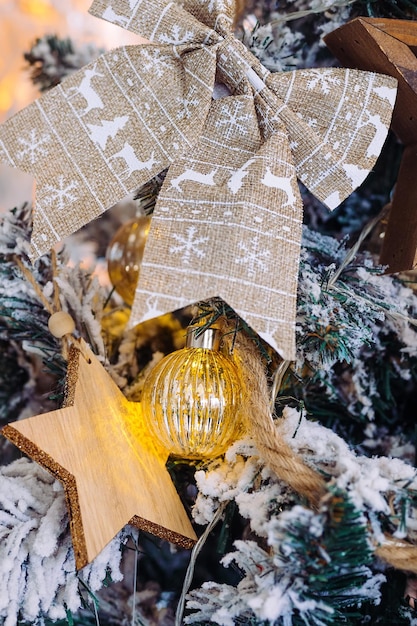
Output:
left=106, top=216, right=151, bottom=305
left=142, top=345, right=242, bottom=459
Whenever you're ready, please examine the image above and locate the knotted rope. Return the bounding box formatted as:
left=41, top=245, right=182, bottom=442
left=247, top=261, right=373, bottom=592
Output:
left=218, top=316, right=417, bottom=573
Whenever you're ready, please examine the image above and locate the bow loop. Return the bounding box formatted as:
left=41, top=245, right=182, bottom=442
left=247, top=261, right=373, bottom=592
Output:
left=131, top=94, right=304, bottom=355
left=89, top=0, right=218, bottom=45
left=0, top=42, right=217, bottom=258
left=267, top=67, right=397, bottom=208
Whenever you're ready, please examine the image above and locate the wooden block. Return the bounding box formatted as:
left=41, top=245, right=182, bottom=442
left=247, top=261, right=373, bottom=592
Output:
left=324, top=18, right=417, bottom=271
left=324, top=18, right=417, bottom=142
left=2, top=341, right=197, bottom=570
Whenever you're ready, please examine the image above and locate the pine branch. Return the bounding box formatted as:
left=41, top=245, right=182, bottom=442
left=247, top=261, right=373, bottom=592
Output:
left=186, top=489, right=385, bottom=625
left=357, top=0, right=417, bottom=17
left=24, top=35, right=102, bottom=92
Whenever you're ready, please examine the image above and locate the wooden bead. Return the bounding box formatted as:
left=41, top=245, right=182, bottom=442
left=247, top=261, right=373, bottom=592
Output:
left=48, top=311, right=75, bottom=338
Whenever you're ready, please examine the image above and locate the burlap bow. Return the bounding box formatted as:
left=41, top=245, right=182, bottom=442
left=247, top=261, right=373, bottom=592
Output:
left=0, top=0, right=397, bottom=358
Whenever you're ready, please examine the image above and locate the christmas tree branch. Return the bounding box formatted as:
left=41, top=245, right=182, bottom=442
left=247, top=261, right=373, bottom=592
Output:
left=13, top=255, right=54, bottom=315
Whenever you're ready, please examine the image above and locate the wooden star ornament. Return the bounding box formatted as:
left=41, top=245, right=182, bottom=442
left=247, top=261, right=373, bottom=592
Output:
left=2, top=340, right=196, bottom=570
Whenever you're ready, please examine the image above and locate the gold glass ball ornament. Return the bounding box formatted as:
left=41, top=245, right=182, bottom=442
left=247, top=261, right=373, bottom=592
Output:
left=141, top=325, right=242, bottom=460
left=106, top=216, right=151, bottom=305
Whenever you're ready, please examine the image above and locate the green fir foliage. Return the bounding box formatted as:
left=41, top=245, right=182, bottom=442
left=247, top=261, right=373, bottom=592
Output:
left=0, top=206, right=66, bottom=426
left=283, top=490, right=377, bottom=624
left=276, top=226, right=417, bottom=448
left=357, top=0, right=417, bottom=18
left=1, top=0, right=417, bottom=624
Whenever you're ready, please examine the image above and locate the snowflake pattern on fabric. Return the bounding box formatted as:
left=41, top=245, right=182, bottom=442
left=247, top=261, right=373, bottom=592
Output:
left=235, top=236, right=271, bottom=277
left=16, top=130, right=51, bottom=164
left=141, top=48, right=175, bottom=78
left=170, top=226, right=209, bottom=264
left=215, top=101, right=252, bottom=140
left=177, top=86, right=200, bottom=120
left=158, top=25, right=195, bottom=45
left=0, top=0, right=397, bottom=358
left=42, top=175, right=79, bottom=210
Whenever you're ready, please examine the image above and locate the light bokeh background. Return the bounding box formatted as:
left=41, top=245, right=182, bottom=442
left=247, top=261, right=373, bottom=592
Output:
left=0, top=0, right=143, bottom=211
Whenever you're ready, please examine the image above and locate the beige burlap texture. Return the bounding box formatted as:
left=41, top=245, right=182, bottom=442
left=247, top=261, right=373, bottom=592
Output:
left=0, top=0, right=397, bottom=358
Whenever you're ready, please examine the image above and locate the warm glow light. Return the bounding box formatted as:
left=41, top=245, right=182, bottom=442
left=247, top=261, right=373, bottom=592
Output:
left=18, top=0, right=60, bottom=18
left=0, top=0, right=143, bottom=123
left=0, top=75, right=15, bottom=113
left=0, top=0, right=146, bottom=213
left=107, top=217, right=152, bottom=305
left=142, top=342, right=243, bottom=460
left=0, top=0, right=63, bottom=122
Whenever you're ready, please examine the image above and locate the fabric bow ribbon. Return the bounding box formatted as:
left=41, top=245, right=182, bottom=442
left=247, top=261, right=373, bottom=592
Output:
left=0, top=0, right=397, bottom=358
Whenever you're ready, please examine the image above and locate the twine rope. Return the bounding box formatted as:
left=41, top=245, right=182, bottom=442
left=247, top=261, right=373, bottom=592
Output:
left=13, top=255, right=80, bottom=360
left=220, top=318, right=326, bottom=508
left=14, top=256, right=55, bottom=315
left=375, top=539, right=417, bottom=574
left=218, top=317, right=417, bottom=573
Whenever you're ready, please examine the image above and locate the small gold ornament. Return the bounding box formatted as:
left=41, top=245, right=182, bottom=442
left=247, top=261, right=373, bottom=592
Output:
left=106, top=216, right=151, bottom=305
left=142, top=325, right=242, bottom=460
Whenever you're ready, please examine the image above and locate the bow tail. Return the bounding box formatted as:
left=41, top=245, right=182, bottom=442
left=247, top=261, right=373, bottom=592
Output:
left=130, top=96, right=303, bottom=359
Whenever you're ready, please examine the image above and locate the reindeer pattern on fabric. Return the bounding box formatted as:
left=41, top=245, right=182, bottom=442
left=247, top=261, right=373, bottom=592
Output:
left=0, top=0, right=397, bottom=358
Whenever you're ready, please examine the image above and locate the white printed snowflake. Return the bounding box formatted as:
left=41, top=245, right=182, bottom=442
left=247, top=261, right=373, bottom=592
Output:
left=198, top=0, right=234, bottom=14
left=305, top=68, right=342, bottom=94
left=158, top=25, right=195, bottom=45
left=169, top=226, right=209, bottom=265
left=235, top=236, right=271, bottom=277
left=16, top=129, right=51, bottom=164
left=141, top=49, right=174, bottom=78
left=177, top=86, right=200, bottom=120
left=215, top=101, right=251, bottom=141
left=42, top=175, right=78, bottom=210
